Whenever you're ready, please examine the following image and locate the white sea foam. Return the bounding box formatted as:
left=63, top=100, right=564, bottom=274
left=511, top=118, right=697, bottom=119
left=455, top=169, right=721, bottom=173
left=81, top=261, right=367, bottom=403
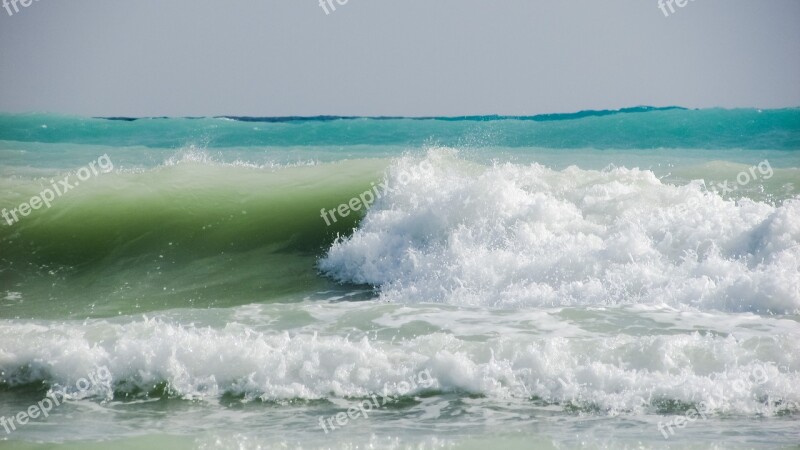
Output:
left=320, top=149, right=800, bottom=313
left=0, top=309, right=797, bottom=416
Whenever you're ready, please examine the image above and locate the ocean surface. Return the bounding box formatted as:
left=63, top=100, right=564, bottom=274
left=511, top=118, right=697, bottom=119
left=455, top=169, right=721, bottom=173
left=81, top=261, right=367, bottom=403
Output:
left=0, top=108, right=799, bottom=449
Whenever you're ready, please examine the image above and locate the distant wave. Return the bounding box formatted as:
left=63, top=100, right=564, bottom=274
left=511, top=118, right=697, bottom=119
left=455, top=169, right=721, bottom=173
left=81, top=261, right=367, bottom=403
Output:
left=98, top=106, right=688, bottom=123
left=1, top=107, right=798, bottom=149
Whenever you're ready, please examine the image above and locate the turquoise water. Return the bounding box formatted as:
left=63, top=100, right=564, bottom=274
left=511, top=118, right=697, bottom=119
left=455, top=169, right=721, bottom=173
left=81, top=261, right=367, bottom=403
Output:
left=1, top=107, right=799, bottom=150
left=1, top=108, right=799, bottom=449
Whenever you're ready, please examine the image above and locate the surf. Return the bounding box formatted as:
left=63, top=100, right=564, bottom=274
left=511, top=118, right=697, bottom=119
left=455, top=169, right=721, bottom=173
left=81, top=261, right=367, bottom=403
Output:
left=320, top=149, right=800, bottom=314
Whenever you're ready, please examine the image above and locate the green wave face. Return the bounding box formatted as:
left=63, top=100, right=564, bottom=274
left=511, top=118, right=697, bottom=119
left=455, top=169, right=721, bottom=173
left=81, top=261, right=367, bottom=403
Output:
left=0, top=160, right=387, bottom=319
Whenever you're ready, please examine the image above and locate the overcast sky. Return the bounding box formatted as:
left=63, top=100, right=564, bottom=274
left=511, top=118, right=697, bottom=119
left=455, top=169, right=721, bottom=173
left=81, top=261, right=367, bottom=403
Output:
left=0, top=0, right=798, bottom=117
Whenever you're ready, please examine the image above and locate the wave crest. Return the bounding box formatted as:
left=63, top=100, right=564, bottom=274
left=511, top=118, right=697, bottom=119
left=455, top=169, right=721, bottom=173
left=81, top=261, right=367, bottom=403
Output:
left=320, top=150, right=800, bottom=313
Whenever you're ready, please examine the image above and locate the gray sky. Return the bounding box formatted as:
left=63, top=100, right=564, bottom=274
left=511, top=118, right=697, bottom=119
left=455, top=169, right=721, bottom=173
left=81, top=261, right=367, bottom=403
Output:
left=0, top=0, right=798, bottom=117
